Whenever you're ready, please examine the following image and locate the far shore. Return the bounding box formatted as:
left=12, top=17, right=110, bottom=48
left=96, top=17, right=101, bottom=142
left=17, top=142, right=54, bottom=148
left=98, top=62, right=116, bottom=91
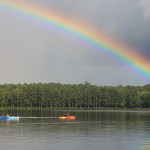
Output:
left=0, top=107, right=149, bottom=111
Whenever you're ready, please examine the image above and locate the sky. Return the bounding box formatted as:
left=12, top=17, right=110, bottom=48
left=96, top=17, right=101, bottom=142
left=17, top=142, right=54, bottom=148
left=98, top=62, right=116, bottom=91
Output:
left=0, top=0, right=150, bottom=86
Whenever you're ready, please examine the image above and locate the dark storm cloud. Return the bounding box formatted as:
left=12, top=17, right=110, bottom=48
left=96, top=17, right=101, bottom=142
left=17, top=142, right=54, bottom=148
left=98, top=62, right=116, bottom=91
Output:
left=0, top=0, right=149, bottom=85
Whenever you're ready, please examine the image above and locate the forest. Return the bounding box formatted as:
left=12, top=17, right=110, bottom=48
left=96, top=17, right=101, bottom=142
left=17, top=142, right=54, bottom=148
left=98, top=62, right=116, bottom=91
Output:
left=0, top=82, right=149, bottom=109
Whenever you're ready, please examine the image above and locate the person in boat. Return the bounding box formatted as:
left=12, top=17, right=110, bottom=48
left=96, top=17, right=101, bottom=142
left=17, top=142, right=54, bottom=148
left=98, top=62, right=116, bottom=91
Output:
left=5, top=114, right=10, bottom=119
left=64, top=113, right=69, bottom=117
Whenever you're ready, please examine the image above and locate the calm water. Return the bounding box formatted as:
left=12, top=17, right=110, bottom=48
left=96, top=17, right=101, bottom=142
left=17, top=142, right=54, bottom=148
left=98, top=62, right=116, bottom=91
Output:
left=0, top=109, right=149, bottom=150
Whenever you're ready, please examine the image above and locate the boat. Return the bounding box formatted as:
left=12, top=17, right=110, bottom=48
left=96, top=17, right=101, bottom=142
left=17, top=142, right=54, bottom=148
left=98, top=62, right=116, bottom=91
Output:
left=59, top=116, right=75, bottom=120
left=0, top=116, right=19, bottom=121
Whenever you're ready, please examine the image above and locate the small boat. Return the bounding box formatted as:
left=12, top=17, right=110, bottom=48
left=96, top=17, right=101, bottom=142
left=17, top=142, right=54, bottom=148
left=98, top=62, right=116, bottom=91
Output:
left=59, top=116, right=75, bottom=120
left=0, top=116, right=19, bottom=121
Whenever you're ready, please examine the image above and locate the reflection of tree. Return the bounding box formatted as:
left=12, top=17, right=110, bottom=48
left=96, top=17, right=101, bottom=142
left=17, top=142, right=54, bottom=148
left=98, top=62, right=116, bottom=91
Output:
left=0, top=109, right=149, bottom=150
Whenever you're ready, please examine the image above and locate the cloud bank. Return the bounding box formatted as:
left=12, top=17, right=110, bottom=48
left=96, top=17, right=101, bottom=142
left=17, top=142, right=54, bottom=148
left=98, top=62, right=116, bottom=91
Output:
left=0, top=0, right=149, bottom=85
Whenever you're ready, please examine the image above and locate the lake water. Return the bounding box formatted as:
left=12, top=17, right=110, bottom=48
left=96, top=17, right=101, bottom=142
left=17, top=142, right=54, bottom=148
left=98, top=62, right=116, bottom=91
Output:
left=0, top=109, right=149, bottom=150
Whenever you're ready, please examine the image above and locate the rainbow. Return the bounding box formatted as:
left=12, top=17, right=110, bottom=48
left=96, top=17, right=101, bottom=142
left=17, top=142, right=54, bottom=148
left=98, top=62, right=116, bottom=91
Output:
left=0, top=1, right=150, bottom=82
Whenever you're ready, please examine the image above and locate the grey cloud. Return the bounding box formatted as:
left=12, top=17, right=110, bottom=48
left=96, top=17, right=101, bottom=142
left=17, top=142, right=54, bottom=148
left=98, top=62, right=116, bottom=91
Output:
left=138, top=0, right=150, bottom=19
left=0, top=0, right=149, bottom=85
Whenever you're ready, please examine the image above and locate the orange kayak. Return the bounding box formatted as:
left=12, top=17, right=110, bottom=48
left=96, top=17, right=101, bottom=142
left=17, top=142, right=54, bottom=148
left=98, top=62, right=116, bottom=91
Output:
left=59, top=116, right=75, bottom=120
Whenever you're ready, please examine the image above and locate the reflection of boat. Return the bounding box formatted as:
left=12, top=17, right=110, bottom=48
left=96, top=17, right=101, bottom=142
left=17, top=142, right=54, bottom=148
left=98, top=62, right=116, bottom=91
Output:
left=0, top=116, right=19, bottom=121
left=59, top=116, right=75, bottom=120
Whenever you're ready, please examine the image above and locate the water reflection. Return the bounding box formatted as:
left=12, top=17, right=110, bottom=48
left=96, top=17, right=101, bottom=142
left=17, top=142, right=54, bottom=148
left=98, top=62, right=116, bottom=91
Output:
left=0, top=110, right=149, bottom=150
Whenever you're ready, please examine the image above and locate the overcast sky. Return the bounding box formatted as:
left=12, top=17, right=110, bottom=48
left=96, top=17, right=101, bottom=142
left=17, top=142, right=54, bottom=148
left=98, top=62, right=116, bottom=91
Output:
left=0, top=0, right=150, bottom=86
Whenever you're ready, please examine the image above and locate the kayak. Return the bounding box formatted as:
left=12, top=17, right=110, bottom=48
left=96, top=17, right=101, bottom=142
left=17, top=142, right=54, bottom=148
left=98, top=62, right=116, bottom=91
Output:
left=59, top=116, right=75, bottom=120
left=0, top=116, right=19, bottom=121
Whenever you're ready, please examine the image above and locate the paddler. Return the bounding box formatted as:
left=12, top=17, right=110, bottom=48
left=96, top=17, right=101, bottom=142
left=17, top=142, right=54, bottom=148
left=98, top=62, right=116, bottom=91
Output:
left=64, top=112, right=69, bottom=117
left=6, top=114, right=10, bottom=118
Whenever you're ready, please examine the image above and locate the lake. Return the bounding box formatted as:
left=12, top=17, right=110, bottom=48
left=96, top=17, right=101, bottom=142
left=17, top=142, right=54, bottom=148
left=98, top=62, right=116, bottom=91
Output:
left=0, top=109, right=149, bottom=150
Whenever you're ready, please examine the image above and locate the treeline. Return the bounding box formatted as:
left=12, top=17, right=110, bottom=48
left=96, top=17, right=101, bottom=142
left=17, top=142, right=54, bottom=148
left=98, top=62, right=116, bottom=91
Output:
left=0, top=82, right=150, bottom=109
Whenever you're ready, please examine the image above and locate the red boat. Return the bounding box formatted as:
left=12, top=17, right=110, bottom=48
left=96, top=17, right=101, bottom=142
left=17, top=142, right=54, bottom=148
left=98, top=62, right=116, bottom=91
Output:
left=59, top=116, right=75, bottom=120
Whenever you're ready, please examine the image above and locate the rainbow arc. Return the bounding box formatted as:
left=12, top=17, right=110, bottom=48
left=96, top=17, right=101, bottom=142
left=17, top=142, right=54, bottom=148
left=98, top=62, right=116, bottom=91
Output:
left=0, top=1, right=150, bottom=82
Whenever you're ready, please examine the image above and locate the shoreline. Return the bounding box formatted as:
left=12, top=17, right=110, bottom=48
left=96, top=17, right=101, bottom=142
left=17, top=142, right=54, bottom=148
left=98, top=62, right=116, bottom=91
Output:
left=0, top=107, right=149, bottom=111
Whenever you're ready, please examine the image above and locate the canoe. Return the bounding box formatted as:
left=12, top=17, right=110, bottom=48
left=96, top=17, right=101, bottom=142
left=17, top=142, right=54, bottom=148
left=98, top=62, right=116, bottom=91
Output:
left=59, top=116, right=75, bottom=120
left=0, top=116, right=19, bottom=121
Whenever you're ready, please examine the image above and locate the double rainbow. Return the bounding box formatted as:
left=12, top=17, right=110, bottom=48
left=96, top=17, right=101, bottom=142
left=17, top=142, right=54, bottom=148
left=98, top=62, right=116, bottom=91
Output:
left=0, top=1, right=150, bottom=82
